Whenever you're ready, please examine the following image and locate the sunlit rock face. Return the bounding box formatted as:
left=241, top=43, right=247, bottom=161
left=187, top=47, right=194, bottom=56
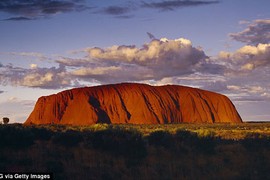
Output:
left=25, top=83, right=242, bottom=125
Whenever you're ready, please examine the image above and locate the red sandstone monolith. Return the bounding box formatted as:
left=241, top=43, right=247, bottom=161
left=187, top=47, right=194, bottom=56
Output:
left=25, top=83, right=242, bottom=125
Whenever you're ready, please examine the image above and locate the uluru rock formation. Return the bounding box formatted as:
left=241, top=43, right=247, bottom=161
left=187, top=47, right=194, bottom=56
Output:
left=25, top=83, right=242, bottom=125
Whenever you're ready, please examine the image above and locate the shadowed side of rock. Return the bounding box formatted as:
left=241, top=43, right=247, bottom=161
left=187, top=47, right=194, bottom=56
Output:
left=25, top=83, right=242, bottom=125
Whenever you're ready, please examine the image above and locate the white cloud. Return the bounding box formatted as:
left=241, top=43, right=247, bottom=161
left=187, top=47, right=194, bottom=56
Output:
left=85, top=38, right=207, bottom=80
left=72, top=66, right=122, bottom=76
left=227, top=85, right=264, bottom=94
left=0, top=64, right=71, bottom=89
left=237, top=43, right=269, bottom=55
left=30, top=64, right=38, bottom=69
left=22, top=72, right=53, bottom=87
left=218, top=43, right=270, bottom=72
left=212, top=28, right=270, bottom=103
left=227, top=85, right=241, bottom=91
left=261, top=92, right=270, bottom=98
left=241, top=63, right=254, bottom=70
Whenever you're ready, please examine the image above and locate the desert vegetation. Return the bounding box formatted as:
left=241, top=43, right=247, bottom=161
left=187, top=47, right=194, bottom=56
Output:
left=2, top=117, right=9, bottom=124
left=1, top=123, right=270, bottom=179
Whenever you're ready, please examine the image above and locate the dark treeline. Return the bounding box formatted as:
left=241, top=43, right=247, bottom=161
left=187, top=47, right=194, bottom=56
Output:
left=0, top=124, right=270, bottom=179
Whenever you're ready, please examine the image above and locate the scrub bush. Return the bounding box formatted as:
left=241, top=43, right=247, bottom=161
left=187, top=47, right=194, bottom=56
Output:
left=88, top=127, right=147, bottom=158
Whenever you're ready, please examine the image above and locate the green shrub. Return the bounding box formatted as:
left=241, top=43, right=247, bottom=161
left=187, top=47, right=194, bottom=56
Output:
left=0, top=125, right=34, bottom=148
left=2, top=117, right=9, bottom=124
left=30, top=127, right=53, bottom=141
left=87, top=127, right=147, bottom=158
left=196, top=129, right=216, bottom=139
left=244, top=132, right=266, bottom=139
left=52, top=130, right=83, bottom=147
left=241, top=133, right=270, bottom=151
left=147, top=130, right=173, bottom=148
left=90, top=123, right=109, bottom=131
left=175, top=129, right=198, bottom=142
left=175, top=129, right=217, bottom=154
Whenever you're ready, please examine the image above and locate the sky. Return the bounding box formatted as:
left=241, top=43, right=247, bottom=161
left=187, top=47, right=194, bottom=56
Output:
left=0, top=0, right=270, bottom=123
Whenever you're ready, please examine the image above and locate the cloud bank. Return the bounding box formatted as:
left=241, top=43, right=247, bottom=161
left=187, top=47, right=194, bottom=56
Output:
left=91, top=1, right=219, bottom=19
left=230, top=19, right=270, bottom=45
left=0, top=0, right=220, bottom=20
left=0, top=0, right=88, bottom=20
left=218, top=43, right=270, bottom=71
left=141, top=0, right=219, bottom=11
left=0, top=37, right=207, bottom=88
left=85, top=38, right=206, bottom=79
left=101, top=6, right=131, bottom=15
left=0, top=64, right=70, bottom=89
left=1, top=19, right=270, bottom=105
left=2, top=32, right=269, bottom=99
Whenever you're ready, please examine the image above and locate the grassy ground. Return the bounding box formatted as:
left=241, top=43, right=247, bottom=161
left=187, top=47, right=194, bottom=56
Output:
left=1, top=123, right=270, bottom=179
left=44, top=122, right=270, bottom=139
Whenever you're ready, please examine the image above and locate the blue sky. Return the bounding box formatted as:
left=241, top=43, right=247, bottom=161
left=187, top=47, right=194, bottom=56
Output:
left=0, top=0, right=270, bottom=123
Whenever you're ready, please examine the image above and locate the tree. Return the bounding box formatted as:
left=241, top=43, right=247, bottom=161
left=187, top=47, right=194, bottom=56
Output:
left=3, top=117, right=9, bottom=124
